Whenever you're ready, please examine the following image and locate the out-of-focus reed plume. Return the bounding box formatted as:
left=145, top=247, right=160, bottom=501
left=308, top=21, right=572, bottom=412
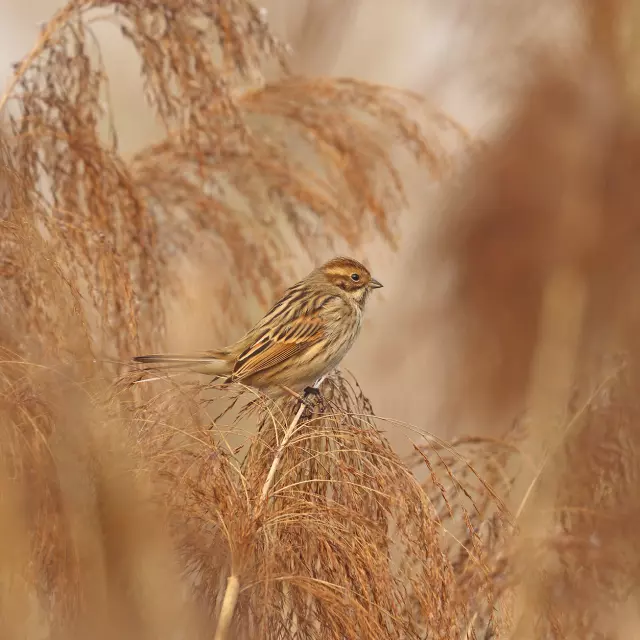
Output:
left=369, top=0, right=640, bottom=637
left=0, top=339, right=197, bottom=639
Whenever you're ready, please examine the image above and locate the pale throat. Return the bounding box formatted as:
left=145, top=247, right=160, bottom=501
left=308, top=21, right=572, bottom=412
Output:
left=351, top=287, right=369, bottom=309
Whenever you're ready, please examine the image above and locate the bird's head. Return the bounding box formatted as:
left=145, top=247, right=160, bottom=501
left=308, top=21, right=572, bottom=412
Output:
left=317, top=256, right=383, bottom=307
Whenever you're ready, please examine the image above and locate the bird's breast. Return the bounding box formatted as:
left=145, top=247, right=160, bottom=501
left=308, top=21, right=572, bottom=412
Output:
left=322, top=299, right=362, bottom=354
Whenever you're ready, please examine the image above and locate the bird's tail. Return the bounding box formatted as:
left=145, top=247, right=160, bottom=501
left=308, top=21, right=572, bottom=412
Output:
left=132, top=352, right=233, bottom=377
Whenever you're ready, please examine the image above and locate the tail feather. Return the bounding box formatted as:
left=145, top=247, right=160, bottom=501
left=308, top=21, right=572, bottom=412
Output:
left=132, top=353, right=233, bottom=377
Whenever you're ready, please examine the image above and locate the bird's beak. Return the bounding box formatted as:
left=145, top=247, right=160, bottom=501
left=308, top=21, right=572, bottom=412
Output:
left=370, top=278, right=383, bottom=289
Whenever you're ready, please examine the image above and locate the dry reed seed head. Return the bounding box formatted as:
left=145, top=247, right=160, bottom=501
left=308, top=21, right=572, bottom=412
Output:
left=400, top=66, right=620, bottom=436
left=221, top=372, right=466, bottom=638
left=409, top=432, right=523, bottom=639
left=236, top=78, right=468, bottom=242
left=111, top=0, right=290, bottom=134
left=128, top=370, right=480, bottom=638
left=0, top=0, right=282, bottom=367
left=6, top=17, right=162, bottom=364
left=515, top=361, right=640, bottom=639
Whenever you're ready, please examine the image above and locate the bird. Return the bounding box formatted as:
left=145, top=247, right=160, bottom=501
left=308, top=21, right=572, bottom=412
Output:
left=132, top=256, right=383, bottom=396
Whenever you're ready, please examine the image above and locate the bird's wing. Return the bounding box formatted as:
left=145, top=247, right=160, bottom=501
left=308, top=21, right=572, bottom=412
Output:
left=231, top=313, right=325, bottom=381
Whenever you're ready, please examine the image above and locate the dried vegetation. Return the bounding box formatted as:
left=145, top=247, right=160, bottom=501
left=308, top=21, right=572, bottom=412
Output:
left=1, top=0, right=639, bottom=639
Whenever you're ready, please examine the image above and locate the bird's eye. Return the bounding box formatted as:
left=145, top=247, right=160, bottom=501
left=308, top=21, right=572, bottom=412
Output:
left=350, top=273, right=360, bottom=282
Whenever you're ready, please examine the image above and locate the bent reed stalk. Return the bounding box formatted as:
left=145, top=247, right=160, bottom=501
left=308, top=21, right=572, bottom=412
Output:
left=213, top=378, right=325, bottom=640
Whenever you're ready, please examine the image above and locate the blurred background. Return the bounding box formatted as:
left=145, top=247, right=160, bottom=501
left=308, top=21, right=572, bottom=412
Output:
left=3, top=1, right=640, bottom=637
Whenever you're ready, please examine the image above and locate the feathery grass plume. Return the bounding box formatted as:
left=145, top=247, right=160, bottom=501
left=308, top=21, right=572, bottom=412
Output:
left=125, top=370, right=486, bottom=639
left=509, top=3, right=640, bottom=636
left=130, top=77, right=465, bottom=339
left=0, top=128, right=93, bottom=364
left=4, top=6, right=161, bottom=363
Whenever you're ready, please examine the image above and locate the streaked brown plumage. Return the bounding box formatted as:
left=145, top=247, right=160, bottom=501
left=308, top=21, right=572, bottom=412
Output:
left=133, top=257, right=383, bottom=391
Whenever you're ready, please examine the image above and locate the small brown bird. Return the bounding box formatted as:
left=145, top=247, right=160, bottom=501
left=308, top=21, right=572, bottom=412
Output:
left=133, top=257, right=383, bottom=393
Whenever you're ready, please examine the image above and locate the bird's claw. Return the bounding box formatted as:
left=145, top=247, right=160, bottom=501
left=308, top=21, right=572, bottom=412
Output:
left=301, top=386, right=322, bottom=410
left=280, top=385, right=323, bottom=410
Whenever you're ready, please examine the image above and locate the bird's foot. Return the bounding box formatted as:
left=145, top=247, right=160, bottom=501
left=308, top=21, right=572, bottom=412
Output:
left=280, top=385, right=321, bottom=410
left=302, top=386, right=325, bottom=410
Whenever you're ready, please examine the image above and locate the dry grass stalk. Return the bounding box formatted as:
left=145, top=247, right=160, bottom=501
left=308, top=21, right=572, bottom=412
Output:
left=213, top=380, right=319, bottom=640
left=408, top=428, right=523, bottom=640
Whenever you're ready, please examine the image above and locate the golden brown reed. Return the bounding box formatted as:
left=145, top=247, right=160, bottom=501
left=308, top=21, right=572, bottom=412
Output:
left=124, top=371, right=477, bottom=638
left=0, top=1, right=494, bottom=639
left=2, top=0, right=462, bottom=358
